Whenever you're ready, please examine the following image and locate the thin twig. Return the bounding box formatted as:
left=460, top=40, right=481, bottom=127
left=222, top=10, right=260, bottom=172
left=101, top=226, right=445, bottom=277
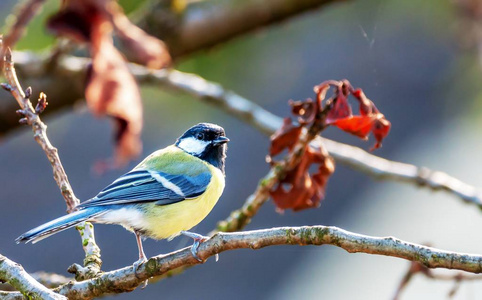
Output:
left=393, top=261, right=482, bottom=300
left=3, top=225, right=482, bottom=299
left=0, top=254, right=66, bottom=299
left=1, top=40, right=102, bottom=279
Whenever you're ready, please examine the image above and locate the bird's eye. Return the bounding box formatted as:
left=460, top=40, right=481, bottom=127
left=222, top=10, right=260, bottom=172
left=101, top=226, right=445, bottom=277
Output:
left=196, top=133, right=204, bottom=140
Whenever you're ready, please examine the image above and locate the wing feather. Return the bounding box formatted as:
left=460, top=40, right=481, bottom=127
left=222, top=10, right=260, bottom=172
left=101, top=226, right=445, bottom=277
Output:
left=77, top=169, right=211, bottom=208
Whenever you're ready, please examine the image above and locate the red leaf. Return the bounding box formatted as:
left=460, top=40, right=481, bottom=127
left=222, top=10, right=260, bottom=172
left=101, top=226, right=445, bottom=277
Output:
left=371, top=116, right=391, bottom=151
left=329, top=84, right=391, bottom=150
left=268, top=79, right=391, bottom=211
left=332, top=115, right=375, bottom=139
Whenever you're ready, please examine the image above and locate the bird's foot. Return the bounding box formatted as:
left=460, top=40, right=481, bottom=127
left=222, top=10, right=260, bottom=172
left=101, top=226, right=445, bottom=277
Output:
left=132, top=257, right=148, bottom=289
left=133, top=257, right=147, bottom=270
left=181, top=231, right=218, bottom=262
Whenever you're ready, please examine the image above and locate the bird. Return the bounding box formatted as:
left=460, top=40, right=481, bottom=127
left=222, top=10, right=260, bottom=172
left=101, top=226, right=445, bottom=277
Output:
left=16, top=123, right=229, bottom=265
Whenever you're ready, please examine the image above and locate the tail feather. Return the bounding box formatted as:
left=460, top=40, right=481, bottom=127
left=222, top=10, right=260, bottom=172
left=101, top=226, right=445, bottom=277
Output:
left=16, top=207, right=105, bottom=244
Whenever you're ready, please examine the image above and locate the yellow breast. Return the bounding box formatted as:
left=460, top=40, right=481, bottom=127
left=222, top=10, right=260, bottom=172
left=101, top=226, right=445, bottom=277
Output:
left=143, top=164, right=225, bottom=239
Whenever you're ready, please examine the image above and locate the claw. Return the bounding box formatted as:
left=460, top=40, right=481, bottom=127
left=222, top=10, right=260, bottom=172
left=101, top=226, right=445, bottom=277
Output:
left=132, top=257, right=147, bottom=271
left=132, top=257, right=148, bottom=289
left=181, top=231, right=214, bottom=262
left=190, top=239, right=203, bottom=262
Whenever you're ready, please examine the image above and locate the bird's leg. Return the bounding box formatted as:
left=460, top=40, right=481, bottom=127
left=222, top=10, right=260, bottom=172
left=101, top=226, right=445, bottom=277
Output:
left=133, top=230, right=149, bottom=288
left=180, top=231, right=217, bottom=262
left=134, top=230, right=147, bottom=265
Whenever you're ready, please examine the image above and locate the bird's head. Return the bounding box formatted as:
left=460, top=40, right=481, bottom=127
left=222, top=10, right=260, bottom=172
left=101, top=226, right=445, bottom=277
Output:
left=176, top=123, right=229, bottom=173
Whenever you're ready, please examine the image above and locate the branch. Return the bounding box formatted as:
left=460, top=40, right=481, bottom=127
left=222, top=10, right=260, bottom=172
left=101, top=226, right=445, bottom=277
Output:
left=0, top=271, right=71, bottom=291
left=1, top=41, right=102, bottom=279
left=4, top=225, right=482, bottom=299
left=0, top=254, right=66, bottom=299
left=7, top=53, right=482, bottom=213
left=139, top=0, right=344, bottom=58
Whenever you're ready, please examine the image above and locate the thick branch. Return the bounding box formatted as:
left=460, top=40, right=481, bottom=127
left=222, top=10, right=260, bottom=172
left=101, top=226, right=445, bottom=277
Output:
left=4, top=225, right=482, bottom=299
left=1, top=271, right=71, bottom=291
left=0, top=254, right=66, bottom=299
left=139, top=0, right=343, bottom=58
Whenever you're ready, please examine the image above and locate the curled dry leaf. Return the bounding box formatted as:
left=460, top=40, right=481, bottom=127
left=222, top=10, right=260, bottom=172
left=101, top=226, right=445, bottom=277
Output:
left=268, top=107, right=334, bottom=211
left=47, top=0, right=155, bottom=166
left=268, top=79, right=390, bottom=211
left=270, top=139, right=334, bottom=211
left=107, top=1, right=171, bottom=69
left=324, top=82, right=391, bottom=151
left=269, top=118, right=302, bottom=157
left=86, top=29, right=143, bottom=166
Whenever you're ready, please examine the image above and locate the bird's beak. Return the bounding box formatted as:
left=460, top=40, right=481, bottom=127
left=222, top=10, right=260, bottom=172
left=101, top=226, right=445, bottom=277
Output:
left=212, top=136, right=230, bottom=145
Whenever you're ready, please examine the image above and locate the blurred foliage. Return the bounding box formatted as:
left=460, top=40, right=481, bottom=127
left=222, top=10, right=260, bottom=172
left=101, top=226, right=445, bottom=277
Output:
left=9, top=0, right=59, bottom=50
left=6, top=0, right=147, bottom=51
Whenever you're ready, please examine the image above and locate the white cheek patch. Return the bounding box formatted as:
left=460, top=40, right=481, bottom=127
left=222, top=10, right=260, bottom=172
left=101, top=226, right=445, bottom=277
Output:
left=177, top=137, right=209, bottom=155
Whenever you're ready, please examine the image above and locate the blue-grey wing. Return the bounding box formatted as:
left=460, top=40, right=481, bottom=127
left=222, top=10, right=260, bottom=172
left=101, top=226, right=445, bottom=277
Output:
left=77, top=169, right=211, bottom=208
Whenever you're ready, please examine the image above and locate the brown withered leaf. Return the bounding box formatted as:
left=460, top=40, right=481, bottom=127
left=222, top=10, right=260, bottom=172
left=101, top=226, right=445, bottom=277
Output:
left=48, top=0, right=143, bottom=166
left=290, top=98, right=317, bottom=125
left=268, top=79, right=390, bottom=211
left=269, top=118, right=302, bottom=157
left=270, top=141, right=334, bottom=211
left=108, top=2, right=171, bottom=69
left=86, top=24, right=143, bottom=166
left=47, top=1, right=99, bottom=42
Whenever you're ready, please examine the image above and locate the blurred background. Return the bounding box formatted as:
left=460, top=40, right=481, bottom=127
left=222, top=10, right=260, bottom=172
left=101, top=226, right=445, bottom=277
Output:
left=1, top=0, right=482, bottom=299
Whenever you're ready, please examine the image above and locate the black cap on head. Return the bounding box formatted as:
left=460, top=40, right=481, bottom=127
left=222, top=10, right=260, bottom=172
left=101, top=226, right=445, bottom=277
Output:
left=176, top=123, right=229, bottom=173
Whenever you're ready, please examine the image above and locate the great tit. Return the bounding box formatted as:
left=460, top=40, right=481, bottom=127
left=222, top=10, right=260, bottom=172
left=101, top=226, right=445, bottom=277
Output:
left=16, top=123, right=229, bottom=264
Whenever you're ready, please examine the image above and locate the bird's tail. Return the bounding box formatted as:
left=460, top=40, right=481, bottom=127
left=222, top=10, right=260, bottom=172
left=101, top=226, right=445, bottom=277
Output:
left=16, top=207, right=106, bottom=244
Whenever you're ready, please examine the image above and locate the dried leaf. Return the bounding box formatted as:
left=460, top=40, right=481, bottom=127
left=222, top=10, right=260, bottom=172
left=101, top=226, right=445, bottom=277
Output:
left=290, top=99, right=317, bottom=125
left=86, top=28, right=143, bottom=166
left=268, top=79, right=390, bottom=211
left=270, top=143, right=334, bottom=211
left=269, top=118, right=302, bottom=157
left=108, top=2, right=171, bottom=69
left=48, top=0, right=143, bottom=165
left=47, top=1, right=100, bottom=42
